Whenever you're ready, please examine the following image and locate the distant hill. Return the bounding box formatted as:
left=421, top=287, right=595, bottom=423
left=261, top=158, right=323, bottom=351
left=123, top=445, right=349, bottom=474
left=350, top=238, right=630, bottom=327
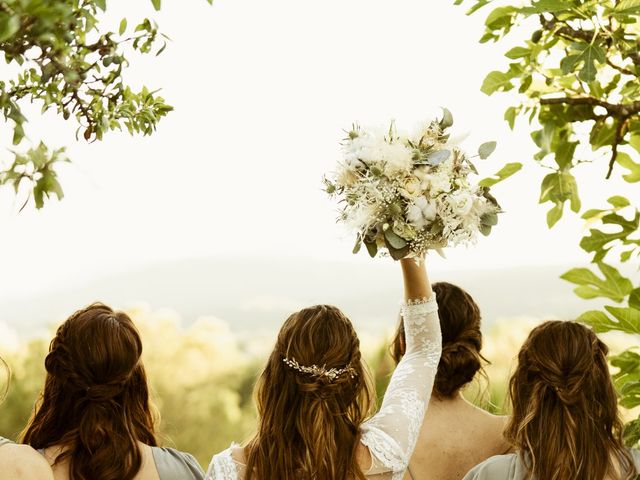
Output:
left=0, top=257, right=594, bottom=337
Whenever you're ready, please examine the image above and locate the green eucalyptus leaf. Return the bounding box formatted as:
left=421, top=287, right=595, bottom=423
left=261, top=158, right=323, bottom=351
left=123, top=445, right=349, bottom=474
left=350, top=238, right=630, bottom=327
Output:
left=478, top=141, right=497, bottom=159
left=440, top=108, right=454, bottom=129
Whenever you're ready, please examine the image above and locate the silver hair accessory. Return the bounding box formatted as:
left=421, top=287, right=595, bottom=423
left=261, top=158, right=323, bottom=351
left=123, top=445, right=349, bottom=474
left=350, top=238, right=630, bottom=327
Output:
left=282, top=357, right=357, bottom=381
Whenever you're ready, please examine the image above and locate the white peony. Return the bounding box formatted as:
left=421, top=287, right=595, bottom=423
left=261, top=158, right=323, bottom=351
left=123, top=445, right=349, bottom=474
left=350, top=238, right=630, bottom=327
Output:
left=406, top=197, right=437, bottom=229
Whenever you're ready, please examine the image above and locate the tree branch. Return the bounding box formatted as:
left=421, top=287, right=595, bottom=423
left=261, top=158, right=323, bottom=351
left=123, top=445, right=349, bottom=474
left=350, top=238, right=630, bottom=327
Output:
left=539, top=96, right=640, bottom=117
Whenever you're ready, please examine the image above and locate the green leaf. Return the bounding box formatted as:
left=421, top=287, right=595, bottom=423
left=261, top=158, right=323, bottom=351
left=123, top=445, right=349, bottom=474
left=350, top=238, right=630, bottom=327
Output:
left=384, top=228, right=407, bottom=250
left=440, top=108, right=454, bottom=129
left=582, top=209, right=605, bottom=220
left=574, top=43, right=606, bottom=82
left=478, top=141, right=497, bottom=159
left=504, top=107, right=517, bottom=130
left=119, top=18, right=127, bottom=35
left=481, top=71, right=513, bottom=95
left=480, top=212, right=499, bottom=226
left=427, top=150, right=451, bottom=165
left=505, top=46, right=530, bottom=59
left=604, top=306, right=640, bottom=334
left=352, top=236, right=362, bottom=254
left=466, top=0, right=492, bottom=15
left=617, top=152, right=640, bottom=183
left=151, top=0, right=162, bottom=10
left=580, top=308, right=640, bottom=335
left=530, top=0, right=571, bottom=12
left=547, top=203, right=563, bottom=227
left=479, top=162, right=522, bottom=187
left=485, top=6, right=517, bottom=29
left=613, top=0, right=640, bottom=15
left=95, top=0, right=107, bottom=10
left=561, top=263, right=633, bottom=303
left=630, top=289, right=640, bottom=311
left=578, top=310, right=621, bottom=333
left=0, top=14, right=20, bottom=42
left=608, top=196, right=631, bottom=208
left=364, top=240, right=378, bottom=258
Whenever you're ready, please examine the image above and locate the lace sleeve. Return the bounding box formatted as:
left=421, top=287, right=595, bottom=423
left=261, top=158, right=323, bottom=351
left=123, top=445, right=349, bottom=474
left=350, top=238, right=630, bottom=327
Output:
left=361, top=295, right=441, bottom=478
left=205, top=448, right=239, bottom=480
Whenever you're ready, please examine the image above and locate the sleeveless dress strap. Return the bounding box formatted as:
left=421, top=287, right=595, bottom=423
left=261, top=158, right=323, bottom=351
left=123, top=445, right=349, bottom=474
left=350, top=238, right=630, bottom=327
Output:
left=152, top=446, right=205, bottom=480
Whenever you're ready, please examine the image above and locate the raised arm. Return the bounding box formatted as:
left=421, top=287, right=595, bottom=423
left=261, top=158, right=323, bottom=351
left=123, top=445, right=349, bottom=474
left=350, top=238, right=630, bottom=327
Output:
left=360, top=257, right=441, bottom=475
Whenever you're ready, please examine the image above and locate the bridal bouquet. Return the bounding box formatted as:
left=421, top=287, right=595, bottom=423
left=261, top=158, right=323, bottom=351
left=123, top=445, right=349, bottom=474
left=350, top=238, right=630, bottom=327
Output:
left=324, top=110, right=502, bottom=259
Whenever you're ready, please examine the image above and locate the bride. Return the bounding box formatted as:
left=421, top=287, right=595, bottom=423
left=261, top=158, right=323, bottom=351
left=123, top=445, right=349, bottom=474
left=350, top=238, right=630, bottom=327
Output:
left=206, top=257, right=442, bottom=479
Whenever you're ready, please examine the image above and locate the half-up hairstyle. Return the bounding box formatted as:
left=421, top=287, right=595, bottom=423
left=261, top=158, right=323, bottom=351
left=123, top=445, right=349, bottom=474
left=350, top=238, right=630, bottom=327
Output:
left=505, top=320, right=636, bottom=480
left=244, top=305, right=376, bottom=480
left=391, top=282, right=486, bottom=398
left=22, top=303, right=158, bottom=480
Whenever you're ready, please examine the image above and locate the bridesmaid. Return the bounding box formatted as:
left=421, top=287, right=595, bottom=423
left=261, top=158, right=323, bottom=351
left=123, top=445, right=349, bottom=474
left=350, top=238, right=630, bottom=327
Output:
left=0, top=359, right=53, bottom=480
left=206, top=257, right=442, bottom=479
left=464, top=320, right=639, bottom=480
left=391, top=282, right=509, bottom=480
left=21, top=303, right=204, bottom=480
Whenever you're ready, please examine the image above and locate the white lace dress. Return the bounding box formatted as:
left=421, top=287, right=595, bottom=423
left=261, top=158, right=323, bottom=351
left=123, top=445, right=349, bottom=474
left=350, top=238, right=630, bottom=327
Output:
left=206, top=296, right=441, bottom=480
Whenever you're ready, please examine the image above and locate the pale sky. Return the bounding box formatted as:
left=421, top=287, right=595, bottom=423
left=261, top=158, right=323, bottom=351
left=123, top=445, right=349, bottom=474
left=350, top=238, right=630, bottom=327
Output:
left=0, top=0, right=635, bottom=302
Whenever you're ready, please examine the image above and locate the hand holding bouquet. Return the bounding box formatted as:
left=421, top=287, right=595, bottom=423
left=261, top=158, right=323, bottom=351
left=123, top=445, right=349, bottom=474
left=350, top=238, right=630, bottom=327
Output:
left=324, top=109, right=502, bottom=260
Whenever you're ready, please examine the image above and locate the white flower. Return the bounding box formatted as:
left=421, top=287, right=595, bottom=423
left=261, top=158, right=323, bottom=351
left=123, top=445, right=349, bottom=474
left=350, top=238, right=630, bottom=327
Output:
left=335, top=164, right=359, bottom=187
left=448, top=192, right=474, bottom=217
left=407, top=197, right=437, bottom=229
left=379, top=142, right=414, bottom=175
left=427, top=172, right=452, bottom=195
left=346, top=203, right=378, bottom=231
left=399, top=176, right=422, bottom=199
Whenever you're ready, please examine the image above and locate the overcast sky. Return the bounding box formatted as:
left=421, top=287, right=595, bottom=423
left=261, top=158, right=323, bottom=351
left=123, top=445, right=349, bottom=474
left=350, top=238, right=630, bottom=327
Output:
left=0, top=0, right=635, bottom=303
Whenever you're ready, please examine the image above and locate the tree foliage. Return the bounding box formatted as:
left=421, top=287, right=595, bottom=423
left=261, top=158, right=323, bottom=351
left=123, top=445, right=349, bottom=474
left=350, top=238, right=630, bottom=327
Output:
left=0, top=0, right=209, bottom=209
left=456, top=0, right=640, bottom=444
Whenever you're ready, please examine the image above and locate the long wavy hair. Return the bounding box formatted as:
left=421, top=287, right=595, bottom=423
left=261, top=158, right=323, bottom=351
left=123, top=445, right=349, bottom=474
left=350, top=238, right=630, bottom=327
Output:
left=244, top=305, right=376, bottom=480
left=22, top=303, right=158, bottom=480
left=505, top=320, right=636, bottom=480
left=391, top=282, right=487, bottom=398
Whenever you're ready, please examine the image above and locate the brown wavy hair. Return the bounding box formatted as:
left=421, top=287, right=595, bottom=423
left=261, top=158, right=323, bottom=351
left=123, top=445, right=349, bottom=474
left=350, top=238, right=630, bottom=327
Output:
left=391, top=282, right=486, bottom=398
left=244, top=304, right=376, bottom=480
left=22, top=303, right=158, bottom=480
left=505, top=320, right=636, bottom=480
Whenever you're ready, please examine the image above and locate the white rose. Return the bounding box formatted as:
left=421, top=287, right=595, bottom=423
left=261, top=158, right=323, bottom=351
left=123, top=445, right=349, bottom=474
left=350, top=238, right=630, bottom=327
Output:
left=399, top=176, right=422, bottom=198
left=448, top=192, right=474, bottom=217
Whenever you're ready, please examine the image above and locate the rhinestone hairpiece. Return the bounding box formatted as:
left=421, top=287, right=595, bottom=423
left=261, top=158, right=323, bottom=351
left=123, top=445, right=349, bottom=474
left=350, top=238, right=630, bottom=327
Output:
left=282, top=357, right=357, bottom=381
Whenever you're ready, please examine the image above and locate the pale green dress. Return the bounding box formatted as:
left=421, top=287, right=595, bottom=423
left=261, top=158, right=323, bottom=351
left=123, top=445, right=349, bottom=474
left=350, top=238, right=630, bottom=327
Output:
left=463, top=450, right=640, bottom=479
left=0, top=436, right=203, bottom=480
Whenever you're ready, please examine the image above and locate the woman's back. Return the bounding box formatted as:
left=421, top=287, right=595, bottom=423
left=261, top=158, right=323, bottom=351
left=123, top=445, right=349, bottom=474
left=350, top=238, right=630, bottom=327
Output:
left=44, top=442, right=203, bottom=480
left=0, top=437, right=53, bottom=480
left=405, top=396, right=509, bottom=480
left=464, top=449, right=640, bottom=480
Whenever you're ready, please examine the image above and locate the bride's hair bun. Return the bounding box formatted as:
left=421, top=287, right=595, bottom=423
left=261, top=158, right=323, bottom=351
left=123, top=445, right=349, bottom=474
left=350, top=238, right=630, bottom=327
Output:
left=391, top=282, right=486, bottom=398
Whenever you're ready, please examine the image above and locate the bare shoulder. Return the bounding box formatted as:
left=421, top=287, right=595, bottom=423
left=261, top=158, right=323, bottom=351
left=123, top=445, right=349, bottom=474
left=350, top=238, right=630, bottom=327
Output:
left=355, top=442, right=373, bottom=471
left=0, top=443, right=53, bottom=480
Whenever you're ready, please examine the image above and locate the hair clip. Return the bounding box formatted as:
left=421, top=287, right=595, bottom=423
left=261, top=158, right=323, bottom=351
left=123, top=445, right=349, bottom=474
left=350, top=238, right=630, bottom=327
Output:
left=282, top=357, right=357, bottom=381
